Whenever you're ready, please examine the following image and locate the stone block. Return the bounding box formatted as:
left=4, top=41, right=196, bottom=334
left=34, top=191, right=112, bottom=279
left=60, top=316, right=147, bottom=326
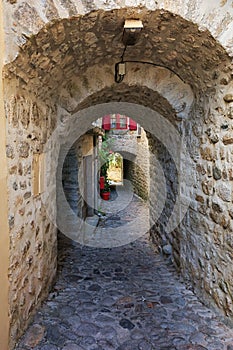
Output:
left=223, top=134, right=233, bottom=145
left=216, top=183, right=232, bottom=202
left=213, top=166, right=222, bottom=180
left=200, top=147, right=214, bottom=161
left=224, top=94, right=233, bottom=102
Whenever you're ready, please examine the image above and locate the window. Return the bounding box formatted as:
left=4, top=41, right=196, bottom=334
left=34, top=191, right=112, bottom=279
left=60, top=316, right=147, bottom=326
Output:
left=119, top=116, right=127, bottom=129
left=111, top=116, right=116, bottom=128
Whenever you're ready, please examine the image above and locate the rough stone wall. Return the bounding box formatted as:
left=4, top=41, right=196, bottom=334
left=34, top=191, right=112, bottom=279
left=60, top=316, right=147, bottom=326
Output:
left=148, top=81, right=233, bottom=323
left=61, top=134, right=96, bottom=220
left=75, top=134, right=95, bottom=218
left=148, top=134, right=180, bottom=264
left=5, top=91, right=58, bottom=348
left=3, top=0, right=233, bottom=62
left=120, top=129, right=149, bottom=200
left=62, top=146, right=79, bottom=215
left=2, top=1, right=233, bottom=347
left=179, top=90, right=233, bottom=322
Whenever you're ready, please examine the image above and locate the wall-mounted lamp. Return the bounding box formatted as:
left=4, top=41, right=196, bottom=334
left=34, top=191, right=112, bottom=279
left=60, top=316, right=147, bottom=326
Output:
left=115, top=62, right=126, bottom=83
left=122, top=19, right=143, bottom=46
left=114, top=19, right=185, bottom=84
left=115, top=19, right=143, bottom=83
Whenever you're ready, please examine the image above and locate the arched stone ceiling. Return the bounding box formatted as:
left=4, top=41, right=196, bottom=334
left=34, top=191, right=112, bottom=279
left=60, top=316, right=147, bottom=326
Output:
left=3, top=1, right=233, bottom=60
left=3, top=7, right=232, bottom=100
left=58, top=63, right=193, bottom=120
left=72, top=83, right=179, bottom=128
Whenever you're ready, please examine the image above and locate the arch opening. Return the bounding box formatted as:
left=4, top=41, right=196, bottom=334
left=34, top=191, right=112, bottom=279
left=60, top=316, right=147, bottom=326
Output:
left=2, top=5, right=233, bottom=348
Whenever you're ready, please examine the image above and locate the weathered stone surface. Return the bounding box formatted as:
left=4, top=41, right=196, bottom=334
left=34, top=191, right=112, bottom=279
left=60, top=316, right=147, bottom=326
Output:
left=62, top=344, right=83, bottom=350
left=119, top=318, right=135, bottom=330
left=223, top=134, right=233, bottom=145
left=195, top=195, right=204, bottom=203
left=212, top=200, right=223, bottom=213
left=2, top=3, right=233, bottom=349
left=163, top=244, right=172, bottom=255
left=6, top=145, right=15, bottom=158
left=23, top=324, right=45, bottom=348
left=213, top=166, right=222, bottom=180
left=224, top=94, right=233, bottom=102
left=14, top=3, right=45, bottom=34
left=114, top=129, right=149, bottom=200
left=201, top=180, right=213, bottom=195
left=15, top=233, right=233, bottom=350
left=17, top=142, right=30, bottom=158
left=226, top=106, right=233, bottom=119
left=200, top=147, right=214, bottom=161
left=210, top=134, right=219, bottom=144
left=216, top=183, right=232, bottom=202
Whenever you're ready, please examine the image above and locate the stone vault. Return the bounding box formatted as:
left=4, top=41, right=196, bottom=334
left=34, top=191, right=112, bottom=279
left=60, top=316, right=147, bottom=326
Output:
left=1, top=1, right=233, bottom=348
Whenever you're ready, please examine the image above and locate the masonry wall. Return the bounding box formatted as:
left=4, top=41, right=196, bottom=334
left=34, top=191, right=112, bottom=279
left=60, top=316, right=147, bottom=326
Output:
left=180, top=91, right=233, bottom=321
left=149, top=84, right=233, bottom=323
left=0, top=2, right=10, bottom=347
left=148, top=135, right=181, bottom=263
left=2, top=1, right=233, bottom=346
left=3, top=0, right=233, bottom=63
left=121, top=129, right=150, bottom=200
left=5, top=91, right=58, bottom=348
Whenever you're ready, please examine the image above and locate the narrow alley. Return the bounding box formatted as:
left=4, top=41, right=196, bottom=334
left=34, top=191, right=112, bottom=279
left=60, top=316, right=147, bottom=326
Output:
left=15, top=194, right=233, bottom=350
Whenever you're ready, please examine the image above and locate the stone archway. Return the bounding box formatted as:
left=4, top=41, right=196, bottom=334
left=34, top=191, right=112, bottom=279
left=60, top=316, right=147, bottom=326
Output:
left=2, top=3, right=233, bottom=348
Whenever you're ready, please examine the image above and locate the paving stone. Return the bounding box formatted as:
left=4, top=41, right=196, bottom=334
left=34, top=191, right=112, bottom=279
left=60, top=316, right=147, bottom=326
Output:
left=96, top=339, right=116, bottom=349
left=138, top=339, right=152, bottom=349
left=172, top=337, right=187, bottom=346
left=58, top=305, right=75, bottom=317
left=116, top=340, right=139, bottom=350
left=46, top=325, right=66, bottom=346
left=177, top=345, right=208, bottom=350
left=88, top=284, right=102, bottom=291
left=96, top=325, right=117, bottom=340
left=62, top=344, right=83, bottom=350
left=130, top=329, right=144, bottom=340
left=189, top=332, right=207, bottom=346
left=41, top=345, right=58, bottom=350
left=119, top=318, right=135, bottom=330
left=75, top=323, right=100, bottom=337
left=100, top=296, right=116, bottom=306
left=23, top=324, right=45, bottom=348
left=63, top=331, right=78, bottom=341
left=78, top=336, right=96, bottom=348
left=160, top=295, right=173, bottom=304
left=95, top=314, right=115, bottom=324
left=65, top=315, right=81, bottom=327
left=14, top=195, right=233, bottom=350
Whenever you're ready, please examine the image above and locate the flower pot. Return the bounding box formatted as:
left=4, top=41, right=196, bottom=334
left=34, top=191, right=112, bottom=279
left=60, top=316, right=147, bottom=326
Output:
left=101, top=191, right=110, bottom=200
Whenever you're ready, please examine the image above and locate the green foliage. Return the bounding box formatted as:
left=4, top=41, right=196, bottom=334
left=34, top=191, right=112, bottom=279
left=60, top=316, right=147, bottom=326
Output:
left=98, top=135, right=114, bottom=193
left=108, top=152, right=122, bottom=169
left=99, top=135, right=114, bottom=178
left=103, top=178, right=111, bottom=192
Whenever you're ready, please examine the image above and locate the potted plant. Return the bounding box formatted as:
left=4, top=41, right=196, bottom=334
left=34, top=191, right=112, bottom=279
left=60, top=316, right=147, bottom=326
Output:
left=99, top=135, right=112, bottom=199
left=101, top=178, right=111, bottom=200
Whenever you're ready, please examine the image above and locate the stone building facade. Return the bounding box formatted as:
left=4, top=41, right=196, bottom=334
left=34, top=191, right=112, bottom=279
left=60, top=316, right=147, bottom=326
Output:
left=113, top=128, right=150, bottom=200
left=0, top=1, right=233, bottom=349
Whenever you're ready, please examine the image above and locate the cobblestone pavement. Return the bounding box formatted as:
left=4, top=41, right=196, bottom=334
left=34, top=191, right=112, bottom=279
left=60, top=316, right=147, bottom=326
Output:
left=15, top=195, right=233, bottom=350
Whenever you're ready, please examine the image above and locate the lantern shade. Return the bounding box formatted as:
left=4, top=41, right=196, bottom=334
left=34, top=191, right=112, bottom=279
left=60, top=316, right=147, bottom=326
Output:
left=129, top=118, right=137, bottom=130
left=102, top=115, right=111, bottom=130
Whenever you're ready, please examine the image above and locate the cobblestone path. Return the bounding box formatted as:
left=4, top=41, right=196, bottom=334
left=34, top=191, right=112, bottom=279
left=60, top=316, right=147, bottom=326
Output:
left=15, top=196, right=233, bottom=350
